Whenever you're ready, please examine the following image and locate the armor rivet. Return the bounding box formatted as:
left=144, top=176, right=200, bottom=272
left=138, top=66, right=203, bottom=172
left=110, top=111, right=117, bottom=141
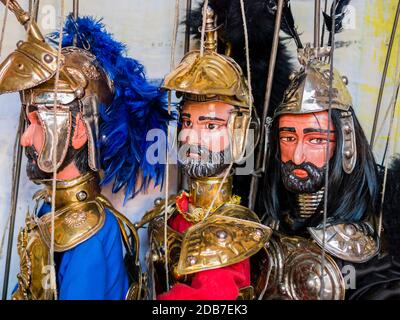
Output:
left=152, top=253, right=159, bottom=262
left=44, top=160, right=52, bottom=167
left=154, top=197, right=162, bottom=206
left=344, top=224, right=356, bottom=236
left=216, top=230, right=228, bottom=240
left=16, top=40, right=24, bottom=47
left=76, top=191, right=88, bottom=201
left=75, top=88, right=85, bottom=98
left=254, top=229, right=263, bottom=240
left=43, top=54, right=54, bottom=63
left=342, top=76, right=349, bottom=85
left=278, top=283, right=286, bottom=294
left=344, top=149, right=353, bottom=159
left=306, top=277, right=319, bottom=290
left=343, top=125, right=352, bottom=134
left=323, top=70, right=331, bottom=79
left=187, top=256, right=197, bottom=265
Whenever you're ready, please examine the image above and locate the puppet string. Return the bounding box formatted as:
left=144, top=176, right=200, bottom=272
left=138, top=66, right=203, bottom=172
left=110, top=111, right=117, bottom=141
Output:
left=204, top=0, right=254, bottom=220
left=49, top=0, right=65, bottom=300
left=320, top=0, right=337, bottom=300
left=163, top=0, right=180, bottom=292
left=0, top=0, right=10, bottom=58
left=199, top=0, right=209, bottom=57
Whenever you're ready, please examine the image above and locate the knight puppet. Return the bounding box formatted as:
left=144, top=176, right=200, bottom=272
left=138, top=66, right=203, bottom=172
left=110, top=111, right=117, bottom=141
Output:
left=137, top=7, right=272, bottom=300
left=256, top=48, right=381, bottom=300
left=0, top=0, right=169, bottom=300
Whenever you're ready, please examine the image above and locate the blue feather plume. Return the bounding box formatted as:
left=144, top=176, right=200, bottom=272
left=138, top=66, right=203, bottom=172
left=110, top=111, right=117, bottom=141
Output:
left=50, top=15, right=173, bottom=203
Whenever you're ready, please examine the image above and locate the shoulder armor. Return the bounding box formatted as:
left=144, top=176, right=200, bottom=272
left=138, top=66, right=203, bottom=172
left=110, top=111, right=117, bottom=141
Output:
left=39, top=200, right=105, bottom=252
left=214, top=203, right=262, bottom=223
left=177, top=214, right=272, bottom=275
left=308, top=221, right=380, bottom=263
left=136, top=195, right=177, bottom=228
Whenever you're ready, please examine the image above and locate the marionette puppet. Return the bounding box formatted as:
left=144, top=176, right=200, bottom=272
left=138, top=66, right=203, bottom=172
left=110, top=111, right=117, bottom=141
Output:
left=136, top=7, right=271, bottom=300
left=257, top=52, right=380, bottom=299
left=255, top=0, right=400, bottom=300
left=0, top=0, right=169, bottom=300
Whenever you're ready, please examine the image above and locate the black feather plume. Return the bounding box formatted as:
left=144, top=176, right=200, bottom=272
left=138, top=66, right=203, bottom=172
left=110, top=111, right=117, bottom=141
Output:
left=281, top=1, right=303, bottom=48
left=323, top=0, right=351, bottom=34
left=186, top=0, right=295, bottom=118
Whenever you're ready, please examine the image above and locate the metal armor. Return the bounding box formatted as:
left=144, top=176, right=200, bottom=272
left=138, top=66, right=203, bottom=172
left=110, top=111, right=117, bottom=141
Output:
left=252, top=222, right=379, bottom=300
left=138, top=176, right=272, bottom=300
left=12, top=173, right=143, bottom=300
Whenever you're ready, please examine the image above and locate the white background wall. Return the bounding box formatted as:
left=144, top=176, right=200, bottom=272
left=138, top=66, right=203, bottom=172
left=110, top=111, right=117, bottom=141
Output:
left=0, top=0, right=398, bottom=299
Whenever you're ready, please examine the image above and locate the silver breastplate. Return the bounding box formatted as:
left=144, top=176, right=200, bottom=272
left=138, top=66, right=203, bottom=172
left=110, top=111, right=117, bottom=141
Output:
left=253, top=232, right=346, bottom=300
left=253, top=221, right=380, bottom=300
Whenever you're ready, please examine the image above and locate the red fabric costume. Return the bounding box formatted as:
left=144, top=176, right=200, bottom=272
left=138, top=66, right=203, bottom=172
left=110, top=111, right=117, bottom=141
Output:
left=157, top=193, right=250, bottom=300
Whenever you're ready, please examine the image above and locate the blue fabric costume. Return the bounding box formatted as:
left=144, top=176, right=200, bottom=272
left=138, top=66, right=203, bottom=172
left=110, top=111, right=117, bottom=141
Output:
left=8, top=12, right=169, bottom=300
left=39, top=204, right=129, bottom=300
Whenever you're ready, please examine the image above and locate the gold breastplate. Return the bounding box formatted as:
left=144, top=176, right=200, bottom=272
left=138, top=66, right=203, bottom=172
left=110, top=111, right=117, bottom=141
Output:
left=12, top=173, right=142, bottom=300
left=145, top=193, right=272, bottom=299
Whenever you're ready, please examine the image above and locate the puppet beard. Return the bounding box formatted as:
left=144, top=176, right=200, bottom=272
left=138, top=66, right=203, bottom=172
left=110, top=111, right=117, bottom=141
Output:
left=280, top=160, right=326, bottom=194
left=25, top=144, right=87, bottom=182
left=25, top=146, right=52, bottom=181
left=178, top=143, right=231, bottom=178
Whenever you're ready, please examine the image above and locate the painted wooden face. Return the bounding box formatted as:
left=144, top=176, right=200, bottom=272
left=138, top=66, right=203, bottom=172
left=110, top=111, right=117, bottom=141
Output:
left=21, top=107, right=88, bottom=180
left=278, top=111, right=336, bottom=193
left=180, top=101, right=232, bottom=152
left=178, top=101, right=233, bottom=177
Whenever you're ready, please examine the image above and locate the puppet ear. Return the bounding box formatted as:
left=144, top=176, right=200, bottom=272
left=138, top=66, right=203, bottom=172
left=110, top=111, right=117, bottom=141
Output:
left=71, top=113, right=88, bottom=149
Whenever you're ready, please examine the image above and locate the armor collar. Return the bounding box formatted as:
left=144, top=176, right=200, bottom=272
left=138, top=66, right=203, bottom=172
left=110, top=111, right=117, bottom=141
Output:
left=296, top=189, right=324, bottom=219
left=175, top=174, right=241, bottom=223
left=35, top=172, right=101, bottom=210
left=189, top=175, right=232, bottom=210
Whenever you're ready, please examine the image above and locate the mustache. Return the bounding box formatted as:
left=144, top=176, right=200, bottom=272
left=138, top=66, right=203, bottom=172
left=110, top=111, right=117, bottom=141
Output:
left=177, top=143, right=231, bottom=178
left=25, top=146, right=39, bottom=161
left=177, top=144, right=231, bottom=165
left=281, top=161, right=324, bottom=177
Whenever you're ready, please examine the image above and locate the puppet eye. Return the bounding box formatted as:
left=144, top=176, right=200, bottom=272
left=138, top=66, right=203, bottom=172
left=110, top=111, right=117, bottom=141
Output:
left=206, top=123, right=220, bottom=130
left=280, top=136, right=296, bottom=142
left=309, top=138, right=328, bottom=144
left=183, top=120, right=192, bottom=128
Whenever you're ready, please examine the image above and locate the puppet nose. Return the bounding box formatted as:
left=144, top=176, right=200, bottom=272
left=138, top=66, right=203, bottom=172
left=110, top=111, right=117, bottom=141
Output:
left=183, top=128, right=200, bottom=145
left=20, top=125, right=34, bottom=147
left=293, top=142, right=306, bottom=165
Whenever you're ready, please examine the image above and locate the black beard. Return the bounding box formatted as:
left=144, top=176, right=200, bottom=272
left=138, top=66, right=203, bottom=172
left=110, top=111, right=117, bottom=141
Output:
left=177, top=143, right=231, bottom=178
left=24, top=144, right=89, bottom=182
left=25, top=146, right=51, bottom=181
left=280, top=160, right=326, bottom=193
